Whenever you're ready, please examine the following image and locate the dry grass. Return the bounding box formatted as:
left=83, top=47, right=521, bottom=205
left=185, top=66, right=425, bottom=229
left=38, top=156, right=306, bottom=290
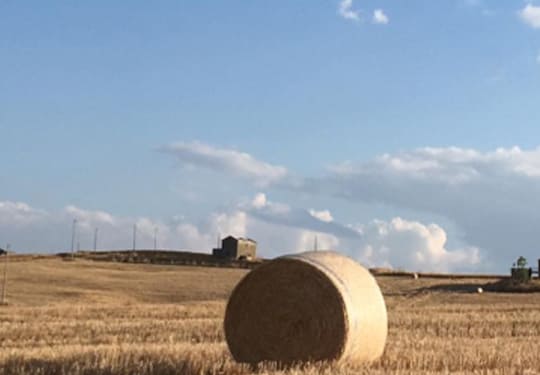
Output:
left=1, top=258, right=540, bottom=374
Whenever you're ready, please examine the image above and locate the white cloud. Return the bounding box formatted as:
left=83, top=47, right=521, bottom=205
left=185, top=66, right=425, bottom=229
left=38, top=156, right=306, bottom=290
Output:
left=245, top=192, right=290, bottom=215
left=338, top=0, right=360, bottom=22
left=240, top=194, right=479, bottom=271
left=8, top=143, right=540, bottom=272
left=0, top=198, right=251, bottom=255
left=519, top=4, right=540, bottom=29
left=65, top=205, right=116, bottom=227
left=0, top=201, right=47, bottom=226
left=309, top=209, right=334, bottom=223
left=355, top=218, right=480, bottom=272
left=0, top=196, right=481, bottom=272
left=246, top=194, right=357, bottom=239
left=372, top=9, right=389, bottom=25
left=0, top=202, right=172, bottom=253
left=330, top=146, right=540, bottom=181
left=316, top=146, right=540, bottom=271
left=171, top=211, right=248, bottom=251
left=251, top=193, right=267, bottom=209
left=160, top=141, right=288, bottom=186
left=212, top=211, right=248, bottom=240
left=296, top=230, right=340, bottom=252
left=338, top=2, right=390, bottom=26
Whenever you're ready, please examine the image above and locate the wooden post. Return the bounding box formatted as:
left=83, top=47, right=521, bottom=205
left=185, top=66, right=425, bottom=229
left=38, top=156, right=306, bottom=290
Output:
left=1, top=244, right=9, bottom=305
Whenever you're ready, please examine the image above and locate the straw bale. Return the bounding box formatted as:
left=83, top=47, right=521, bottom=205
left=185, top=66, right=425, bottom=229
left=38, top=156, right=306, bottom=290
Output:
left=224, top=251, right=387, bottom=365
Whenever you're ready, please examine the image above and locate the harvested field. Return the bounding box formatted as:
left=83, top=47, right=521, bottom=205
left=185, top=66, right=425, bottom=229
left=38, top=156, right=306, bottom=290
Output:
left=1, top=258, right=540, bottom=374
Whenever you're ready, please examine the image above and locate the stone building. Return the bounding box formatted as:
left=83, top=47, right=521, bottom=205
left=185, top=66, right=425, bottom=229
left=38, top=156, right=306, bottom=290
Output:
left=212, top=236, right=257, bottom=260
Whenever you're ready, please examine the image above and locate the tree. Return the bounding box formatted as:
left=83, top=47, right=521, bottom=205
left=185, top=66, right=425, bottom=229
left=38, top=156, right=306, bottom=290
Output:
left=516, top=256, right=528, bottom=269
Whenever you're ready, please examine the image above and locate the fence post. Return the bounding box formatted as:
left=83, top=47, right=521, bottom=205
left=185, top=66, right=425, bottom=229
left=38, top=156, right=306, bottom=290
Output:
left=1, top=244, right=9, bottom=305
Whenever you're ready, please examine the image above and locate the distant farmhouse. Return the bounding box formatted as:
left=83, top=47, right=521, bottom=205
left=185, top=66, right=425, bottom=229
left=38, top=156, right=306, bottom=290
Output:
left=213, top=236, right=257, bottom=261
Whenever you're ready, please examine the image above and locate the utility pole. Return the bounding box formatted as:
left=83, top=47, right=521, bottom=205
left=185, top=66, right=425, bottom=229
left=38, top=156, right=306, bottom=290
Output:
left=314, top=235, right=318, bottom=252
left=153, top=227, right=158, bottom=250
left=1, top=244, right=9, bottom=305
left=93, top=228, right=98, bottom=252
left=132, top=224, right=137, bottom=251
left=71, top=219, right=78, bottom=258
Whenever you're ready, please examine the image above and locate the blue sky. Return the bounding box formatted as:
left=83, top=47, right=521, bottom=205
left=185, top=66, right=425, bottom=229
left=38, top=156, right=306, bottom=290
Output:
left=2, top=1, right=540, bottom=272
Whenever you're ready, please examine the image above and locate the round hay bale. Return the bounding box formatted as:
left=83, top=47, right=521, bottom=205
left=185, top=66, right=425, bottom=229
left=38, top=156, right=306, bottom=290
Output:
left=224, top=251, right=387, bottom=365
left=477, top=287, right=484, bottom=294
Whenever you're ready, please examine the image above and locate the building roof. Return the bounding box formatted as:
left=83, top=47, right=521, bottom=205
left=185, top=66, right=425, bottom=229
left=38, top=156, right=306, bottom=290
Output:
left=223, top=235, right=257, bottom=243
left=238, top=237, right=256, bottom=243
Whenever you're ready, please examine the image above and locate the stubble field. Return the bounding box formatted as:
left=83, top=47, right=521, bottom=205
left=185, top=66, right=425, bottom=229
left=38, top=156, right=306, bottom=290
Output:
left=1, top=257, right=540, bottom=374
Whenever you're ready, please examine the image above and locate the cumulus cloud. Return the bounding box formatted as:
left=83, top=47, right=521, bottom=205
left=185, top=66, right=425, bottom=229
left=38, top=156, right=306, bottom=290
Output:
left=160, top=141, right=287, bottom=186
left=0, top=203, right=171, bottom=253
left=245, top=194, right=358, bottom=240
left=296, top=230, right=340, bottom=253
left=315, top=146, right=540, bottom=271
left=372, top=9, right=389, bottom=25
left=338, top=2, right=390, bottom=25
left=0, top=195, right=481, bottom=272
left=0, top=201, right=47, bottom=226
left=308, top=209, right=334, bottom=223
left=9, top=142, right=539, bottom=272
left=251, top=193, right=267, bottom=209
left=65, top=205, right=116, bottom=227
left=329, top=146, right=540, bottom=181
left=0, top=198, right=249, bottom=255
left=170, top=211, right=248, bottom=251
left=247, top=192, right=290, bottom=215
left=355, top=218, right=480, bottom=272
left=338, top=0, right=360, bottom=21
left=519, top=4, right=540, bottom=29
left=239, top=194, right=479, bottom=271
left=0, top=199, right=249, bottom=255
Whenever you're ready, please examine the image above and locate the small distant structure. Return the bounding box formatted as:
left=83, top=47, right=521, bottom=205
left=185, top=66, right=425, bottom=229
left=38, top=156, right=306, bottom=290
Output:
left=0, top=248, right=5, bottom=256
left=213, top=235, right=257, bottom=261
left=511, top=256, right=532, bottom=283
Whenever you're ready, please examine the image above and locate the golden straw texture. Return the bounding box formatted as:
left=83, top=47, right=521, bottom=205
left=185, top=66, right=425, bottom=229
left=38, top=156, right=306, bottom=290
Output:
left=224, top=251, right=387, bottom=365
